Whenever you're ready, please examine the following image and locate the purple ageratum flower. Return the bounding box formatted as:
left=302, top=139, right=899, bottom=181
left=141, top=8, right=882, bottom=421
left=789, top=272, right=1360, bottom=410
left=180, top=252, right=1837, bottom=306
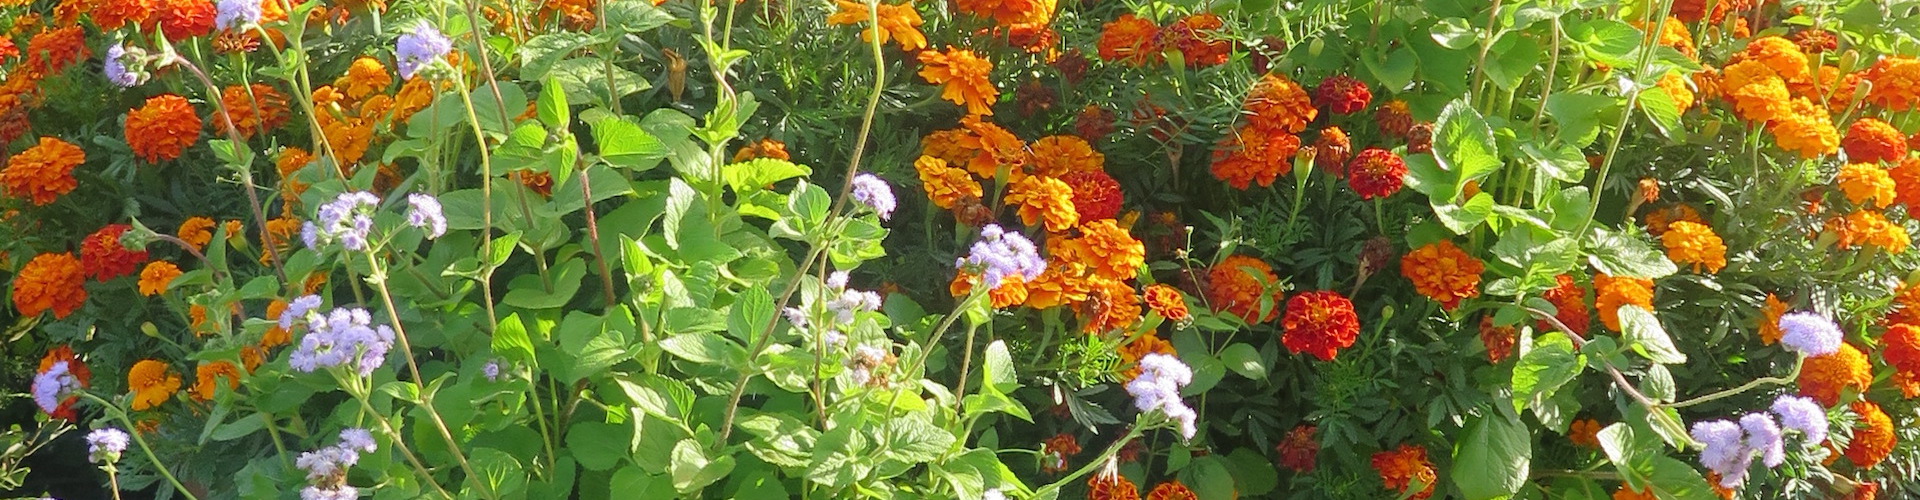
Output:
left=215, top=0, right=261, bottom=29
left=850, top=174, right=896, bottom=221
left=307, top=192, right=380, bottom=252
left=300, top=486, right=358, bottom=500
left=85, top=428, right=130, bottom=463
left=482, top=360, right=503, bottom=381
left=396, top=24, right=452, bottom=80
left=280, top=294, right=324, bottom=330
left=1771, top=394, right=1828, bottom=444
left=31, top=361, right=79, bottom=416
left=289, top=307, right=396, bottom=376
left=295, top=445, right=359, bottom=480
left=104, top=44, right=137, bottom=88
left=337, top=428, right=376, bottom=453
left=1126, top=353, right=1197, bottom=440
left=1740, top=413, right=1785, bottom=468
left=1778, top=311, right=1842, bottom=357
left=405, top=193, right=447, bottom=239
left=1691, top=419, right=1754, bottom=488
left=956, top=224, right=1045, bottom=291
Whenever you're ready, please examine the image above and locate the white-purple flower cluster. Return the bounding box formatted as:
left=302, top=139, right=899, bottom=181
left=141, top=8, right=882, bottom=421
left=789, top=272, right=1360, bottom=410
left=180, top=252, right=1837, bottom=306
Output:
left=1778, top=311, right=1842, bottom=357
left=956, top=224, right=1044, bottom=291
left=982, top=489, right=1004, bottom=500
left=214, top=0, right=261, bottom=30
left=31, top=361, right=79, bottom=416
left=482, top=360, right=503, bottom=381
left=104, top=44, right=138, bottom=88
left=395, top=24, right=452, bottom=80
left=785, top=271, right=879, bottom=350
left=280, top=294, right=325, bottom=330
left=302, top=192, right=379, bottom=252
left=847, top=344, right=887, bottom=386
left=85, top=428, right=129, bottom=464
left=289, top=307, right=396, bottom=376
left=850, top=174, right=896, bottom=221
left=297, top=428, right=376, bottom=500
left=1770, top=394, right=1828, bottom=444
left=1125, top=353, right=1196, bottom=440
left=405, top=193, right=447, bottom=239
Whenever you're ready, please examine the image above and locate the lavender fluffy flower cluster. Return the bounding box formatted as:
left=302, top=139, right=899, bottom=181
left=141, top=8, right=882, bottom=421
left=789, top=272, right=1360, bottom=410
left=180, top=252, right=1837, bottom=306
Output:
left=104, top=44, right=138, bottom=88
left=405, top=193, right=447, bottom=239
left=85, top=428, right=129, bottom=464
left=956, top=224, right=1044, bottom=291
left=302, top=192, right=379, bottom=252
left=1777, top=311, right=1842, bottom=357
left=214, top=0, right=261, bottom=29
left=288, top=307, right=396, bottom=376
left=1125, top=354, right=1196, bottom=440
left=395, top=24, right=452, bottom=80
left=31, top=361, right=79, bottom=416
left=297, top=429, right=377, bottom=500
left=847, top=344, right=888, bottom=387
left=1691, top=394, right=1832, bottom=488
left=784, top=271, right=881, bottom=350
left=850, top=174, right=896, bottom=221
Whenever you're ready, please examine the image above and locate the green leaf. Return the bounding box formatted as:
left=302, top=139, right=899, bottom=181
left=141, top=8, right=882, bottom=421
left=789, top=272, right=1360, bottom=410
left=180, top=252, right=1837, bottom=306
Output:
left=1179, top=456, right=1237, bottom=500
left=669, top=438, right=735, bottom=495
left=548, top=58, right=650, bottom=107
left=1511, top=332, right=1585, bottom=411
left=727, top=287, right=776, bottom=344
left=492, top=313, right=536, bottom=366
left=723, top=158, right=812, bottom=194
left=1434, top=99, right=1502, bottom=195
left=738, top=412, right=819, bottom=469
left=1404, top=154, right=1459, bottom=202
left=502, top=259, right=589, bottom=309
left=593, top=114, right=669, bottom=171
left=983, top=340, right=1017, bottom=393
left=1597, top=422, right=1658, bottom=491
left=1587, top=230, right=1678, bottom=279
left=537, top=76, right=570, bottom=128
left=882, top=417, right=956, bottom=464
left=1485, top=32, right=1542, bottom=91
left=603, top=1, right=675, bottom=33
left=1453, top=409, right=1531, bottom=499
left=1645, top=456, right=1718, bottom=500
left=658, top=332, right=747, bottom=367
left=616, top=374, right=695, bottom=421
left=1638, top=85, right=1686, bottom=142
left=1546, top=93, right=1618, bottom=148
left=1518, top=141, right=1588, bottom=183
left=1617, top=306, right=1686, bottom=364
left=519, top=33, right=599, bottom=80
left=1571, top=19, right=1640, bottom=68
left=1219, top=343, right=1267, bottom=380
left=1430, top=17, right=1479, bottom=49
left=209, top=413, right=267, bottom=441
left=1435, top=193, right=1497, bottom=234
left=567, top=421, right=633, bottom=472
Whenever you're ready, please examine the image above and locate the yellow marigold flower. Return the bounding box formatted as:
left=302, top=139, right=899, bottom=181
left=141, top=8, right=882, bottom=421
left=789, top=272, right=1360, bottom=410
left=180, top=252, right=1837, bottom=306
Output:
left=1077, top=277, right=1141, bottom=334
left=177, top=216, right=215, bottom=251
left=1656, top=71, right=1695, bottom=110
left=1770, top=97, right=1839, bottom=158
left=1826, top=209, right=1910, bottom=253
left=190, top=361, right=241, bottom=401
left=1051, top=219, right=1145, bottom=281
left=1728, top=75, right=1791, bottom=123
left=918, top=47, right=999, bottom=117
left=1865, top=57, right=1920, bottom=111
left=1027, top=135, right=1104, bottom=178
left=13, top=252, right=88, bottom=319
left=125, top=94, right=204, bottom=163
left=1732, top=36, right=1809, bottom=82
left=914, top=155, right=982, bottom=210
left=1798, top=343, right=1870, bottom=406
left=1206, top=255, right=1284, bottom=324
left=1838, top=163, right=1897, bottom=207
left=137, top=261, right=182, bottom=297
left=1244, top=73, right=1317, bottom=134
left=1400, top=240, right=1484, bottom=310
left=222, top=220, right=245, bottom=245
left=189, top=304, right=211, bottom=334
left=827, top=0, right=927, bottom=52
left=335, top=56, right=392, bottom=100
left=1005, top=176, right=1078, bottom=232
left=128, top=359, right=182, bottom=411
left=0, top=137, right=84, bottom=206
left=1594, top=274, right=1653, bottom=331
left=1757, top=293, right=1787, bottom=345
left=1660, top=221, right=1727, bottom=273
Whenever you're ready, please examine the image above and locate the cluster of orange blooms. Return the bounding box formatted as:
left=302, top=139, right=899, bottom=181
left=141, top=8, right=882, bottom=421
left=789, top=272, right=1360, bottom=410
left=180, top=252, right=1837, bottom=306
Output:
left=1371, top=444, right=1437, bottom=499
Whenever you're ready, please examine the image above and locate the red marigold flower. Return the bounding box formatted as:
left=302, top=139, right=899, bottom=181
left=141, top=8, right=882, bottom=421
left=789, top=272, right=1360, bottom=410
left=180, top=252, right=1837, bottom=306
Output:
left=1539, top=274, right=1591, bottom=335
left=1145, top=480, right=1198, bottom=500
left=93, top=0, right=155, bottom=30
left=1143, top=283, right=1190, bottom=322
left=1616, top=486, right=1657, bottom=500
left=1864, top=57, right=1920, bottom=111
left=1315, top=75, right=1373, bottom=114
left=1569, top=419, right=1602, bottom=448
left=1479, top=315, right=1516, bottom=364
left=1164, top=14, right=1229, bottom=68
left=1088, top=473, right=1140, bottom=500
left=1882, top=323, right=1920, bottom=374
left=1799, top=343, right=1871, bottom=406
left=125, top=94, right=205, bottom=163
left=1314, top=127, right=1352, bottom=177
left=148, top=0, right=217, bottom=41
left=1206, top=255, right=1283, bottom=324
left=1372, top=444, right=1437, bottom=500
left=1075, top=105, right=1115, bottom=140
left=0, top=39, right=16, bottom=61
left=1347, top=147, right=1407, bottom=199
left=36, top=345, right=92, bottom=419
left=1096, top=14, right=1160, bottom=66
left=1062, top=171, right=1123, bottom=222
left=1889, top=279, right=1920, bottom=326
left=1276, top=425, right=1319, bottom=472
left=1377, top=99, right=1413, bottom=138
left=1843, top=118, right=1908, bottom=164
left=1792, top=29, right=1838, bottom=53
left=1054, top=49, right=1090, bottom=85
left=1407, top=122, right=1435, bottom=154
left=1, top=137, right=84, bottom=206
left=1015, top=79, right=1056, bottom=117
left=81, top=224, right=150, bottom=281
left=1401, top=240, right=1483, bottom=309
left=1669, top=0, right=1708, bottom=22
left=1281, top=291, right=1359, bottom=361
left=1042, top=433, right=1081, bottom=473
left=14, top=252, right=88, bottom=318
left=21, top=26, right=89, bottom=79
left=1845, top=400, right=1895, bottom=468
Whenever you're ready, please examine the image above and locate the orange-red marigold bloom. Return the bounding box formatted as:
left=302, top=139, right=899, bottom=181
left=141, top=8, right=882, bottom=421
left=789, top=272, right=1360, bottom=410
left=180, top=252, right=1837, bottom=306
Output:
left=14, top=252, right=87, bottom=318
left=218, top=84, right=291, bottom=139
left=1144, top=480, right=1198, bottom=500
left=1570, top=419, right=1602, bottom=448
left=1096, top=14, right=1160, bottom=66
left=1315, top=75, right=1372, bottom=114
left=1865, top=57, right=1920, bottom=111
left=177, top=216, right=215, bottom=251
left=1882, top=323, right=1920, bottom=374
left=1401, top=240, right=1483, bottom=309
left=1594, top=274, right=1654, bottom=331
left=1028, top=135, right=1105, bottom=178
left=914, top=156, right=982, bottom=210
left=1891, top=158, right=1920, bottom=208
left=826, top=0, right=927, bottom=52
left=1377, top=99, right=1413, bottom=138
left=1062, top=170, right=1123, bottom=222
left=81, top=224, right=149, bottom=281
left=1052, top=219, right=1146, bottom=281
left=22, top=27, right=88, bottom=78
left=1372, top=444, right=1437, bottom=500
left=1347, top=148, right=1407, bottom=200
left=1004, top=176, right=1079, bottom=232
left=1276, top=425, right=1319, bottom=472
left=1758, top=293, right=1788, bottom=345
left=126, top=94, right=205, bottom=163
left=1041, top=433, right=1081, bottom=473
left=1281, top=291, right=1359, bottom=361
left=732, top=138, right=790, bottom=163
left=1164, top=14, right=1228, bottom=68
left=1540, top=274, right=1591, bottom=335
left=148, top=0, right=217, bottom=41
left=1770, top=98, right=1840, bottom=158
left=137, top=261, right=181, bottom=296
left=1838, top=163, right=1898, bottom=208
left=1088, top=473, right=1140, bottom=500
left=1207, top=255, right=1283, bottom=324
left=92, top=0, right=155, bottom=30
left=1, top=137, right=84, bottom=206
left=1844, top=119, right=1909, bottom=164
left=1314, top=127, right=1352, bottom=177
left=1480, top=315, right=1516, bottom=364
left=1845, top=400, right=1895, bottom=468
left=918, top=47, right=999, bottom=117
left=1143, top=283, right=1190, bottom=322
left=1210, top=126, right=1299, bottom=190
left=1799, top=343, right=1872, bottom=406
left=1245, top=73, right=1317, bottom=134
left=190, top=360, right=241, bottom=401
left=128, top=359, right=182, bottom=411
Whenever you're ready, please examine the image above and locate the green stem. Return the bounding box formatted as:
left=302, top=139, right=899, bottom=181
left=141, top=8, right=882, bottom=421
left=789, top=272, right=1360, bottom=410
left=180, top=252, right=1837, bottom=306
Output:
left=1032, top=426, right=1144, bottom=497
left=366, top=257, right=496, bottom=500
left=952, top=321, right=984, bottom=415
left=1664, top=358, right=1804, bottom=409
left=1580, top=0, right=1674, bottom=235
left=346, top=388, right=457, bottom=499
left=78, top=394, right=200, bottom=500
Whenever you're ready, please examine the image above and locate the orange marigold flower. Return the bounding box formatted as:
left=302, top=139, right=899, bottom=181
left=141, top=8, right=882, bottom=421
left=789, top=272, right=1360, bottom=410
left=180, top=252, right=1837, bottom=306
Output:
left=1594, top=274, right=1653, bottom=331
left=1096, top=14, right=1160, bottom=66
left=148, top=0, right=216, bottom=41
left=1028, top=135, right=1104, bottom=178
left=1210, top=126, right=1299, bottom=189
left=1088, top=473, right=1140, bottom=500
left=1799, top=343, right=1871, bottom=406
left=1314, top=127, right=1353, bottom=177
left=1845, top=400, right=1895, bottom=468
left=137, top=261, right=181, bottom=296
left=1890, top=281, right=1920, bottom=326
left=262, top=216, right=302, bottom=265
left=1758, top=293, right=1788, bottom=345
left=1733, top=36, right=1810, bottom=82
left=1401, top=240, right=1483, bottom=309
left=952, top=0, right=1051, bottom=26
left=1792, top=29, right=1838, bottom=54
left=1041, top=432, right=1082, bottom=472
left=14, top=252, right=87, bottom=318
left=217, top=84, right=291, bottom=139
left=1024, top=260, right=1090, bottom=310
left=1377, top=99, right=1413, bottom=138
left=1480, top=315, right=1516, bottom=364
left=1281, top=290, right=1359, bottom=361
left=536, top=0, right=595, bottom=30
left=36, top=345, right=90, bottom=420
left=1062, top=171, right=1123, bottom=222
left=1660, top=221, right=1727, bottom=273
left=190, top=360, right=241, bottom=401
left=1770, top=98, right=1840, bottom=158
left=1540, top=274, right=1591, bottom=335
left=336, top=56, right=393, bottom=100
left=918, top=47, right=999, bottom=117
left=1843, top=119, right=1908, bottom=164
left=1, top=137, right=84, bottom=206
left=1053, top=219, right=1146, bottom=281
left=1207, top=255, right=1283, bottom=324
left=81, top=224, right=149, bottom=281
left=1728, top=73, right=1791, bottom=123
left=1570, top=418, right=1602, bottom=448
left=1825, top=209, right=1910, bottom=253
left=1896, top=370, right=1920, bottom=399
left=1838, top=163, right=1898, bottom=207
left=93, top=0, right=155, bottom=30
left=952, top=117, right=1028, bottom=178
left=1372, top=444, right=1437, bottom=500
left=1669, top=0, right=1707, bottom=22
left=22, top=27, right=89, bottom=78
left=915, top=156, right=982, bottom=210
left=1144, top=480, right=1198, bottom=500
left=1143, top=283, right=1190, bottom=322
left=263, top=298, right=292, bottom=347
left=1896, top=158, right=1920, bottom=208
left=1005, top=176, right=1078, bottom=232
left=1884, top=324, right=1920, bottom=382
left=1117, top=332, right=1175, bottom=379
left=1276, top=425, right=1318, bottom=472
left=1348, top=148, right=1408, bottom=200
left=177, top=216, right=215, bottom=251
left=1078, top=277, right=1141, bottom=334
left=732, top=138, right=791, bottom=163
left=241, top=345, right=266, bottom=372
left=951, top=272, right=1029, bottom=308
left=826, top=0, right=926, bottom=52
left=320, top=117, right=375, bottom=166
left=128, top=359, right=182, bottom=411
left=1642, top=203, right=1703, bottom=237
left=1865, top=57, right=1920, bottom=111
left=1164, top=14, right=1228, bottom=68
left=1245, top=73, right=1318, bottom=134
left=126, top=94, right=205, bottom=163
left=1315, top=75, right=1372, bottom=115
left=1656, top=71, right=1695, bottom=110
left=1638, top=17, right=1695, bottom=58
left=1615, top=486, right=1657, bottom=500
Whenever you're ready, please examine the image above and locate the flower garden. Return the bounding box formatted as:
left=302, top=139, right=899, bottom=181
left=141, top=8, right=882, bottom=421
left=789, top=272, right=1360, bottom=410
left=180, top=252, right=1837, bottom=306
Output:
left=5, top=0, right=1920, bottom=497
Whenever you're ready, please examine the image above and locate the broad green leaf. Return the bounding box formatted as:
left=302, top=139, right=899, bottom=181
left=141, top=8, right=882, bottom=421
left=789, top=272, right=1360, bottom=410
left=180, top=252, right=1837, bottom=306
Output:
left=1219, top=343, right=1267, bottom=380
left=1404, top=153, right=1458, bottom=202
left=983, top=340, right=1017, bottom=393
left=1587, top=230, right=1678, bottom=279
left=537, top=76, right=569, bottom=128
left=1453, top=409, right=1531, bottom=499
left=658, top=332, right=747, bottom=367
left=728, top=287, right=776, bottom=344
left=669, top=438, right=735, bottom=495
left=1571, top=19, right=1640, bottom=68
left=1434, top=99, right=1502, bottom=195
left=209, top=413, right=267, bottom=441
left=883, top=417, right=956, bottom=464
left=1512, top=332, right=1585, bottom=411
left=1645, top=456, right=1719, bottom=500
left=615, top=373, right=695, bottom=421
left=1179, top=456, right=1237, bottom=500
left=1546, top=93, right=1618, bottom=147
left=1617, top=306, right=1685, bottom=364
left=1519, top=141, right=1588, bottom=183
left=1486, top=32, right=1542, bottom=91
left=502, top=259, right=589, bottom=309
left=492, top=313, right=536, bottom=365
left=549, top=58, right=650, bottom=107
left=593, top=115, right=669, bottom=171
left=723, top=158, right=812, bottom=194
left=519, top=33, right=599, bottom=80
left=567, top=421, right=633, bottom=472
left=1639, top=85, right=1686, bottom=142
left=1435, top=193, right=1497, bottom=234
left=1430, top=18, right=1479, bottom=49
